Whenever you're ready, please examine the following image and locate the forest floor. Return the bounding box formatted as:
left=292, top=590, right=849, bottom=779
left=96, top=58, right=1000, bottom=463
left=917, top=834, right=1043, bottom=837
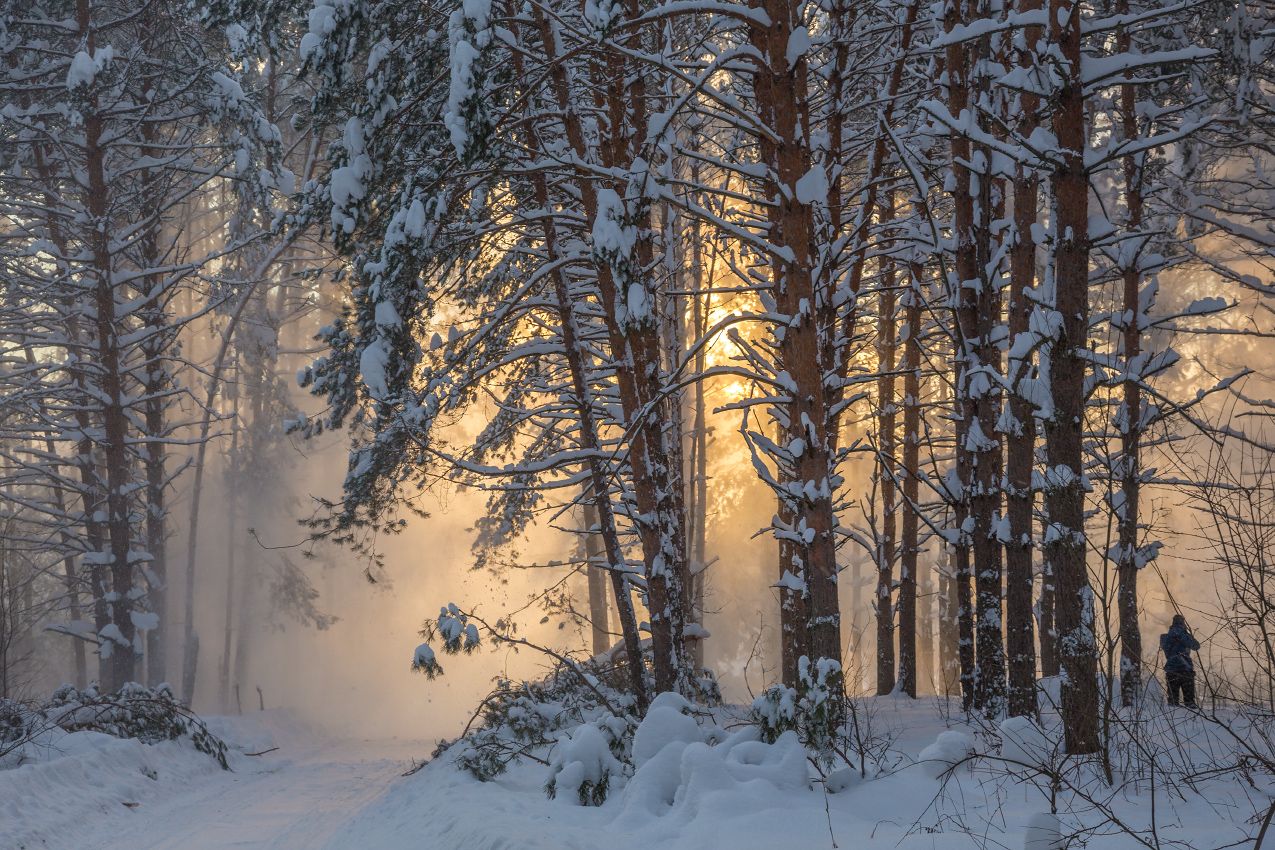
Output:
left=2, top=697, right=1270, bottom=849
left=1, top=711, right=425, bottom=850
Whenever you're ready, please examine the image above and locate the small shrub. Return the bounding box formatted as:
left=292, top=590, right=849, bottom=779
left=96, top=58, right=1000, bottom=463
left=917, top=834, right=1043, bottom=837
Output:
left=42, top=683, right=229, bottom=769
left=751, top=656, right=844, bottom=762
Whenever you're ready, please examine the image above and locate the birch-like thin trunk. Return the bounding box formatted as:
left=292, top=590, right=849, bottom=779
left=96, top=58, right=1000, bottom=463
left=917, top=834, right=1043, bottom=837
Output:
left=1116, top=1, right=1144, bottom=709
left=876, top=192, right=898, bottom=695
left=938, top=558, right=960, bottom=696
left=220, top=377, right=240, bottom=710
left=685, top=207, right=710, bottom=671
left=898, top=256, right=923, bottom=697
left=583, top=501, right=612, bottom=660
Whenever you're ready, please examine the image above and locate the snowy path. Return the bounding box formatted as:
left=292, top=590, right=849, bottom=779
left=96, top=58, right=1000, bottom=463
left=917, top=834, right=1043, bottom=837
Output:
left=92, top=738, right=420, bottom=850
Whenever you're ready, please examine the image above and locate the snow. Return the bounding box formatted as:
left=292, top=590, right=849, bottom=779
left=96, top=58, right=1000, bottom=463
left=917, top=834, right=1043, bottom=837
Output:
left=1, top=713, right=252, bottom=848
left=330, top=118, right=371, bottom=233
left=360, top=337, right=391, bottom=399
left=1024, top=812, right=1063, bottom=850
left=130, top=610, right=160, bottom=631
left=785, top=26, right=811, bottom=69
left=300, top=3, right=339, bottom=58
left=591, top=188, right=636, bottom=257
left=548, top=722, right=625, bottom=804
left=630, top=692, right=701, bottom=768
left=5, top=700, right=1269, bottom=850
left=998, top=715, right=1054, bottom=767
left=793, top=165, right=827, bottom=206
left=66, top=52, right=97, bottom=90
left=209, top=71, right=245, bottom=106
left=916, top=729, right=975, bottom=778
left=412, top=642, right=436, bottom=669
left=461, top=0, right=491, bottom=30
left=65, top=47, right=113, bottom=90
left=374, top=300, right=402, bottom=329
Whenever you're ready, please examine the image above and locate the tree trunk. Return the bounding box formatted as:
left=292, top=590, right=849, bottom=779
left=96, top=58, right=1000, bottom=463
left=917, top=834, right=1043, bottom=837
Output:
left=938, top=558, right=960, bottom=697
left=506, top=51, right=651, bottom=705
left=531, top=4, right=690, bottom=696
left=686, top=205, right=710, bottom=672
left=751, top=0, right=843, bottom=704
left=80, top=0, right=136, bottom=691
left=22, top=362, right=89, bottom=690
left=918, top=564, right=934, bottom=695
left=899, top=256, right=923, bottom=698
left=140, top=249, right=169, bottom=687
left=220, top=380, right=240, bottom=710
left=944, top=0, right=978, bottom=713
left=582, top=501, right=612, bottom=659
left=876, top=192, right=898, bottom=695
left=1005, top=0, right=1043, bottom=718
left=1045, top=0, right=1100, bottom=754
left=1116, top=0, right=1144, bottom=709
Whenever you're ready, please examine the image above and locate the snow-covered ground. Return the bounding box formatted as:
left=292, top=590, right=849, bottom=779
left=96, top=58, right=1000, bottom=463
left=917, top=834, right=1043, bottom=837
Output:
left=1, top=711, right=426, bottom=850
left=2, top=698, right=1269, bottom=849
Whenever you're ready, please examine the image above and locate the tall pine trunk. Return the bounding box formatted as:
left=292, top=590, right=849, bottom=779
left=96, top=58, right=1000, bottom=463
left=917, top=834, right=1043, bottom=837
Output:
left=515, top=88, right=650, bottom=706
left=1004, top=0, right=1043, bottom=717
left=944, top=0, right=977, bottom=711
left=751, top=0, right=843, bottom=705
left=81, top=0, right=136, bottom=690
left=1045, top=0, right=1100, bottom=753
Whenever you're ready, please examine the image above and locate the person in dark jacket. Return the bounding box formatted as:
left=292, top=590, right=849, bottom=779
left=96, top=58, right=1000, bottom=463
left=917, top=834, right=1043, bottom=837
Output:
left=1160, top=614, right=1200, bottom=707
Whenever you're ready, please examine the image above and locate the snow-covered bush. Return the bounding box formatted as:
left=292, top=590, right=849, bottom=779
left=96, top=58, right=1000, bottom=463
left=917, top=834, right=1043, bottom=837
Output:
left=41, top=683, right=228, bottom=768
left=414, top=601, right=648, bottom=789
left=545, top=716, right=629, bottom=805
left=750, top=656, right=843, bottom=759
left=689, top=667, right=723, bottom=708
left=435, top=662, right=636, bottom=786
left=0, top=698, right=41, bottom=748
left=751, top=683, right=799, bottom=740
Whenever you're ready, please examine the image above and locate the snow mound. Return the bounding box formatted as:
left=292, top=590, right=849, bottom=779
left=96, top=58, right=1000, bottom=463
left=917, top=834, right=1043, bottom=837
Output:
left=616, top=725, right=808, bottom=828
left=825, top=765, right=858, bottom=793
left=1024, top=811, right=1063, bottom=849
left=999, top=715, right=1056, bottom=768
left=917, top=730, right=975, bottom=778
left=631, top=691, right=701, bottom=769
left=0, top=728, right=225, bottom=848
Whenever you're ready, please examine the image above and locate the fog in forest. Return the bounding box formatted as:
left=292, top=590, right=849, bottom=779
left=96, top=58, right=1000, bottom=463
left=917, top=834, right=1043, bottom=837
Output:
left=6, top=255, right=1258, bottom=744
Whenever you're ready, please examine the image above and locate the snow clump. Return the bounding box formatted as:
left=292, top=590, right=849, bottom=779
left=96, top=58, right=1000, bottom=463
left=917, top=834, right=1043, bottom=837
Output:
left=917, top=730, right=976, bottom=779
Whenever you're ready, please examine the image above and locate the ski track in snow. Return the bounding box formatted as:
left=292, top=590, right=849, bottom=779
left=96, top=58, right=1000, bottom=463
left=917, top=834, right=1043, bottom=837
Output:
left=86, top=739, right=422, bottom=850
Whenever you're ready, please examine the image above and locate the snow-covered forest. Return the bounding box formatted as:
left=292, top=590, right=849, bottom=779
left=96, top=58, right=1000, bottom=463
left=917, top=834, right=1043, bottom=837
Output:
left=4, top=0, right=1275, bottom=847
